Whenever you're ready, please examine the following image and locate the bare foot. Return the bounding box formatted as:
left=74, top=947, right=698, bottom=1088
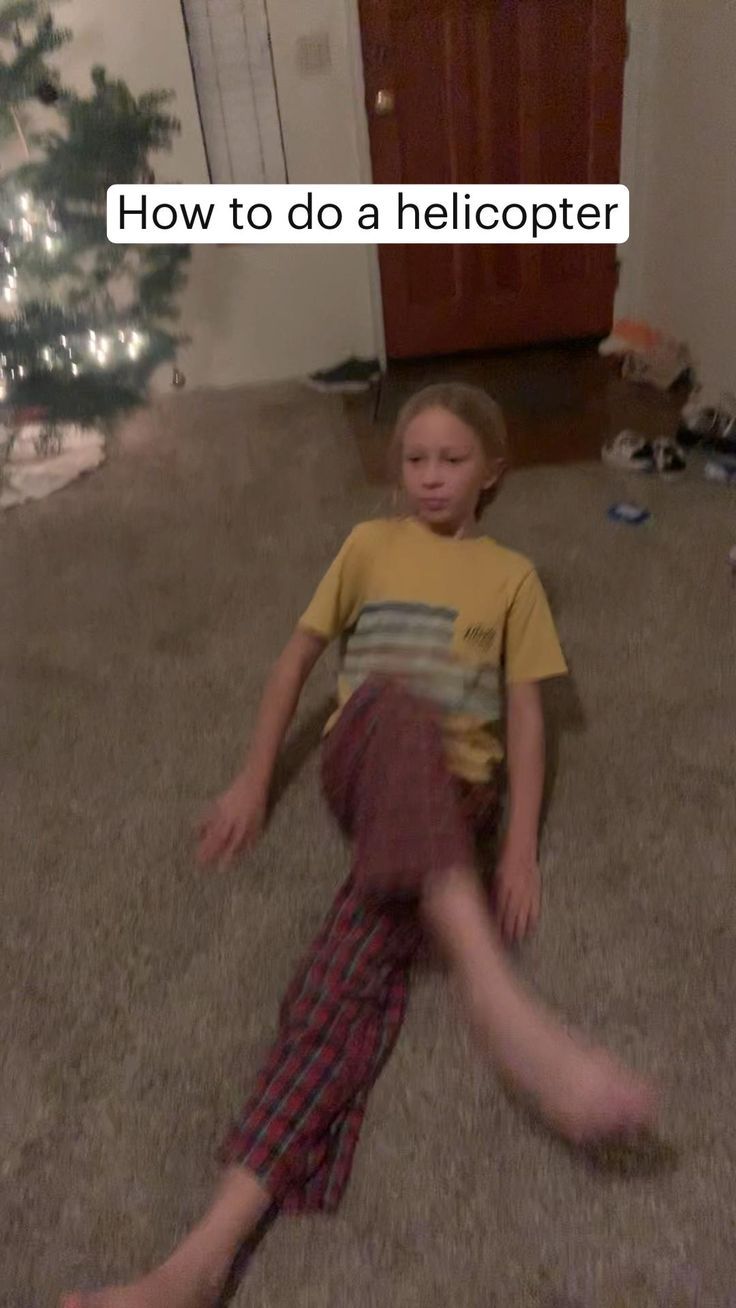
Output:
left=420, top=862, right=658, bottom=1147
left=60, top=1256, right=225, bottom=1308
left=502, top=1018, right=657, bottom=1144
left=61, top=1167, right=269, bottom=1308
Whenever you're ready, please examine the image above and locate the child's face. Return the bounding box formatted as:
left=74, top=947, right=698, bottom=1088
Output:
left=401, top=406, right=501, bottom=534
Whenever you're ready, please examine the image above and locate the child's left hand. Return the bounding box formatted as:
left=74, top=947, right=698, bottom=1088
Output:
left=493, top=842, right=541, bottom=943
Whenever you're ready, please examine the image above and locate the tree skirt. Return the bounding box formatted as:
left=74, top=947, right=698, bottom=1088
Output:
left=0, top=423, right=105, bottom=510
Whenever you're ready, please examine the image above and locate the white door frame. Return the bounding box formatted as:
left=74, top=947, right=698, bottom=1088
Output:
left=343, top=0, right=387, bottom=366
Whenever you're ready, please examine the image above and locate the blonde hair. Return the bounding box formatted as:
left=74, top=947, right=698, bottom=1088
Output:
left=389, top=382, right=509, bottom=518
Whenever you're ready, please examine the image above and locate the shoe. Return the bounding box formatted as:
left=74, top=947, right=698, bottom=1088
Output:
left=676, top=390, right=736, bottom=450
left=601, top=430, right=654, bottom=473
left=676, top=401, right=719, bottom=448
left=714, top=413, right=736, bottom=457
left=306, top=356, right=381, bottom=394
left=652, top=435, right=686, bottom=475
left=704, top=457, right=736, bottom=484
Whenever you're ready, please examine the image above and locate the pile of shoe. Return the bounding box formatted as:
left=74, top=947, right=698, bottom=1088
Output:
left=601, top=429, right=686, bottom=476
left=678, top=391, right=736, bottom=484
left=677, top=391, right=736, bottom=448
left=601, top=392, right=736, bottom=483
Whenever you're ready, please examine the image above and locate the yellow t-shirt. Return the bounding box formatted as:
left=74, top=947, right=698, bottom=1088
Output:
left=299, top=517, right=567, bottom=782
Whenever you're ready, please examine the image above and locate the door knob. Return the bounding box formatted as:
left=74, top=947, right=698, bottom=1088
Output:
left=373, top=89, right=395, bottom=116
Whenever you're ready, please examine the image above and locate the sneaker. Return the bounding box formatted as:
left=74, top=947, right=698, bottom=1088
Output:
left=306, top=356, right=381, bottom=394
left=676, top=400, right=719, bottom=448
left=714, top=413, right=736, bottom=457
left=676, top=390, right=736, bottom=449
left=704, top=457, right=736, bottom=484
left=652, top=435, right=686, bottom=475
left=601, top=430, right=654, bottom=473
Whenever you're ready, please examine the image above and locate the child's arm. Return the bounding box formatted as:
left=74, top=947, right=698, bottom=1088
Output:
left=494, top=679, right=545, bottom=942
left=197, top=627, right=327, bottom=866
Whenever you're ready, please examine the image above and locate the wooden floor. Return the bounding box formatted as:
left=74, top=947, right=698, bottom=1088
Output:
left=348, top=341, right=687, bottom=484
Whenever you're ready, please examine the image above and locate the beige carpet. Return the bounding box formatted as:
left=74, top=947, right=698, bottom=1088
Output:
left=2, top=383, right=736, bottom=1308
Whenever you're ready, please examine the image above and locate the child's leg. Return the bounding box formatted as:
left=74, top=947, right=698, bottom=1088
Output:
left=61, top=1167, right=270, bottom=1308
left=326, top=679, right=656, bottom=1142
left=421, top=863, right=656, bottom=1142
left=62, top=880, right=418, bottom=1308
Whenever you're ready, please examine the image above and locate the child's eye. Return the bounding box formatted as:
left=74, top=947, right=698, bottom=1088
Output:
left=405, top=455, right=423, bottom=464
left=445, top=456, right=465, bottom=465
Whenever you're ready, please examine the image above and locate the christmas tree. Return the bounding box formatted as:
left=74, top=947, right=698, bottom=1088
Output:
left=0, top=0, right=189, bottom=456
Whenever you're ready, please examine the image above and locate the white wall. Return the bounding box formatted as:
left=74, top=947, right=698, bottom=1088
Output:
left=54, top=0, right=210, bottom=184
left=16, top=0, right=733, bottom=398
left=617, top=0, right=736, bottom=401
left=59, top=0, right=381, bottom=391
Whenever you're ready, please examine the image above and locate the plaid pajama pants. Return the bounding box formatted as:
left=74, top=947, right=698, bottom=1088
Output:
left=221, top=678, right=499, bottom=1213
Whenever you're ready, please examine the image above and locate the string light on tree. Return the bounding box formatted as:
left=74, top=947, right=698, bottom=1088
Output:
left=0, top=0, right=189, bottom=456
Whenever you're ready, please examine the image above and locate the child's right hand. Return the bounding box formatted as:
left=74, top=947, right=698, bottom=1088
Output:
left=196, top=773, right=268, bottom=866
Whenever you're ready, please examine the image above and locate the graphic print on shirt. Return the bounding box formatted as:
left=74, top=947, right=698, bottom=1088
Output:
left=340, top=601, right=501, bottom=721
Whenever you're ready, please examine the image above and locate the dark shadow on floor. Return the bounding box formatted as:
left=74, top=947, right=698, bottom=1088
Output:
left=268, top=699, right=334, bottom=811
left=218, top=1203, right=280, bottom=1306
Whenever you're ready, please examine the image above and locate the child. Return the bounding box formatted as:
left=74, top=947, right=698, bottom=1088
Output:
left=63, top=383, right=656, bottom=1308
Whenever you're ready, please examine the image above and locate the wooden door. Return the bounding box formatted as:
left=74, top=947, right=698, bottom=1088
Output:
left=358, top=0, right=627, bottom=358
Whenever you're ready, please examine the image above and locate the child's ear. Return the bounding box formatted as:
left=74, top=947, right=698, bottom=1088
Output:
left=483, top=456, right=507, bottom=490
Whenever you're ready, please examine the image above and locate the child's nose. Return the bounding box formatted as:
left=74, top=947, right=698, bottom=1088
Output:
left=422, top=462, right=444, bottom=486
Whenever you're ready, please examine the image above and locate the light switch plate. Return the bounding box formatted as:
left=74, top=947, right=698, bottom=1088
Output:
left=296, top=32, right=332, bottom=75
